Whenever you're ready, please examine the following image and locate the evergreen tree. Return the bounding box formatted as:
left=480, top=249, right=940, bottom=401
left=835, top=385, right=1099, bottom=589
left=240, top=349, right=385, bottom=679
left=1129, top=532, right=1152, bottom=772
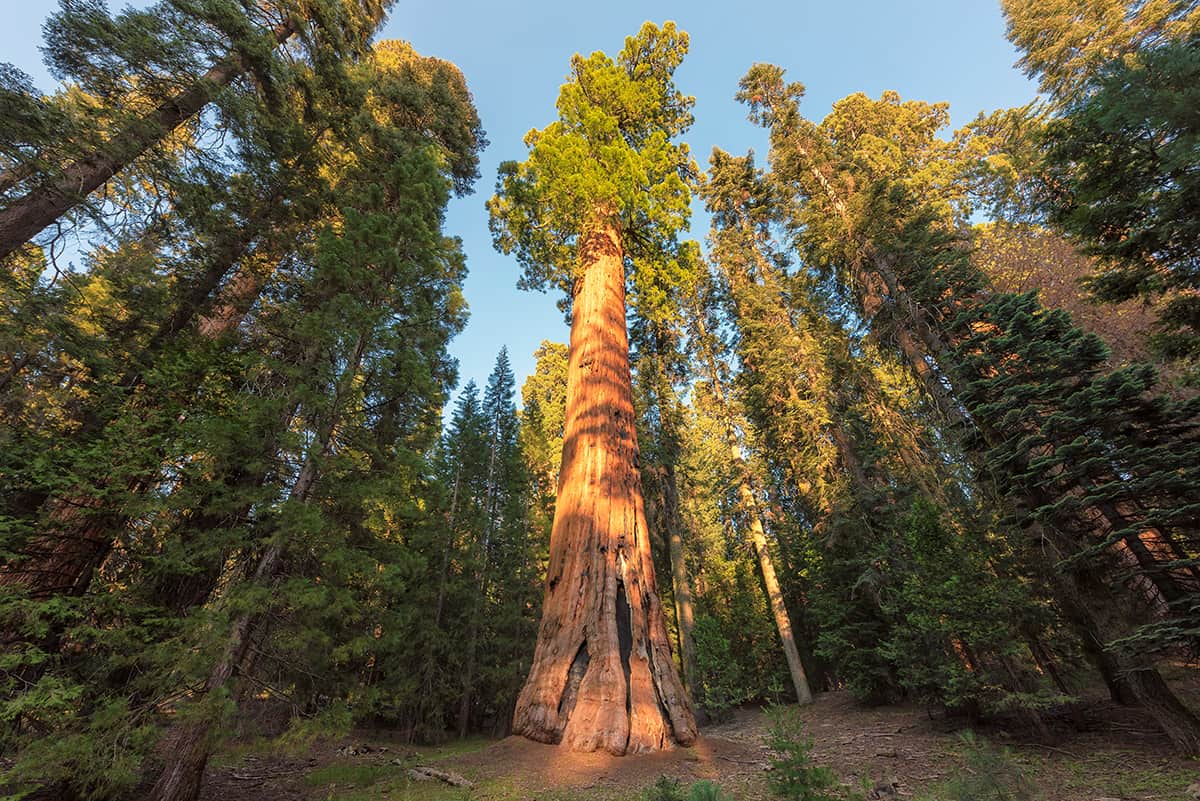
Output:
left=519, top=340, right=569, bottom=538
left=682, top=271, right=815, bottom=706
left=143, top=68, right=472, bottom=800
left=458, top=347, right=532, bottom=736
left=1039, top=39, right=1200, bottom=370
left=0, top=30, right=483, bottom=799
left=740, top=62, right=1200, bottom=752
left=1001, top=0, right=1199, bottom=104
left=0, top=0, right=393, bottom=258
left=632, top=304, right=701, bottom=696
left=488, top=21, right=698, bottom=753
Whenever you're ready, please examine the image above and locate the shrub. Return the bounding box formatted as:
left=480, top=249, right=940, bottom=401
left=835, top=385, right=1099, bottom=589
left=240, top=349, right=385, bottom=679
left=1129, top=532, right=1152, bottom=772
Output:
left=642, top=776, right=685, bottom=801
left=688, top=779, right=734, bottom=801
left=940, top=731, right=1037, bottom=801
left=641, top=776, right=735, bottom=801
left=765, top=706, right=839, bottom=801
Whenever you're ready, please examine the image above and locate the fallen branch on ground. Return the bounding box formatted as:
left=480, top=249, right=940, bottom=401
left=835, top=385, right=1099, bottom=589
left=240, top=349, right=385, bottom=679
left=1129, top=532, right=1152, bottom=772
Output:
left=717, top=755, right=760, bottom=766
left=408, top=766, right=474, bottom=788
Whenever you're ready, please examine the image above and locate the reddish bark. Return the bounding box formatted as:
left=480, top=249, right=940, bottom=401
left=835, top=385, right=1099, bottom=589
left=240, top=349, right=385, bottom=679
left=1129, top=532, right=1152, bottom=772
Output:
left=511, top=219, right=696, bottom=754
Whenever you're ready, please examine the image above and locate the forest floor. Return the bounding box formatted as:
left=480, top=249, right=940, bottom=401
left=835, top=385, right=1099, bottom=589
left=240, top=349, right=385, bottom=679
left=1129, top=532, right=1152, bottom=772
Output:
left=202, top=675, right=1200, bottom=801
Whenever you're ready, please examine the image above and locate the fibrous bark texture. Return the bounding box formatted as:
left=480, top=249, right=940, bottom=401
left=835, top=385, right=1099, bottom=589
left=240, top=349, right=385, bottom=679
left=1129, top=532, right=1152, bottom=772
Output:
left=511, top=221, right=697, bottom=754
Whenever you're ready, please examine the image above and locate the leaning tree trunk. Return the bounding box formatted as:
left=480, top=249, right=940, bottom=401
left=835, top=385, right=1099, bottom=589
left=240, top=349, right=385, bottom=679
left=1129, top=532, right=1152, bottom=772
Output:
left=864, top=254, right=1200, bottom=752
left=738, top=461, right=814, bottom=705
left=147, top=332, right=364, bottom=801
left=511, top=217, right=697, bottom=754
left=0, top=19, right=297, bottom=260
left=646, top=339, right=699, bottom=695
left=690, top=298, right=815, bottom=704
left=782, top=116, right=1200, bottom=748
left=666, top=496, right=699, bottom=694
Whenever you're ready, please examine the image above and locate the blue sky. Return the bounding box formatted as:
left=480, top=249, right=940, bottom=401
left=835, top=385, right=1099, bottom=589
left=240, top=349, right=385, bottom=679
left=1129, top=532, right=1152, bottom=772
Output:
left=1, top=0, right=1038, bottom=409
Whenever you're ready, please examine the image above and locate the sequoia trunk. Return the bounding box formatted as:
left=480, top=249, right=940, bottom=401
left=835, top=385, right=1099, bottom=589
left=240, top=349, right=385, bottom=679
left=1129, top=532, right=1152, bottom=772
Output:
left=511, top=218, right=696, bottom=754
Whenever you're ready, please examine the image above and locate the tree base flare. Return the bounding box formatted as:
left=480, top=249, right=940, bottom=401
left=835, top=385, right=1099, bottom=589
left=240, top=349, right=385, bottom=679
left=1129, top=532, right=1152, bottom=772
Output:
left=510, top=220, right=696, bottom=755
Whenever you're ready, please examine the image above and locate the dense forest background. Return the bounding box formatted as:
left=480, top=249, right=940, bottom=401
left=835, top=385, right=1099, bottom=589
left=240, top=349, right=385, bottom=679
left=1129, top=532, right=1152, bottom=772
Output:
left=0, top=2, right=1198, bottom=800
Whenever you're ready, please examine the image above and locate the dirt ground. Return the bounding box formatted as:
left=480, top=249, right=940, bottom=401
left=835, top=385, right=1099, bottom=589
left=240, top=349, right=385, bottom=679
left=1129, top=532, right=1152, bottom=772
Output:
left=200, top=682, right=1200, bottom=801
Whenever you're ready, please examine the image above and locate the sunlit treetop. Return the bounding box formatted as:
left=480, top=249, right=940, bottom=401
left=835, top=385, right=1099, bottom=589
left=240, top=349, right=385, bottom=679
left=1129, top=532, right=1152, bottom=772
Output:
left=314, top=40, right=485, bottom=201
left=1002, top=0, right=1200, bottom=104
left=738, top=64, right=967, bottom=265
left=487, top=21, right=699, bottom=322
left=363, top=40, right=486, bottom=196
left=700, top=148, right=784, bottom=265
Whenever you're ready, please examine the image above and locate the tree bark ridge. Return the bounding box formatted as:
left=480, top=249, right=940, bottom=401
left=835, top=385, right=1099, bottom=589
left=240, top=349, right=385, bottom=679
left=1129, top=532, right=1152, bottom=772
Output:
left=511, top=218, right=696, bottom=754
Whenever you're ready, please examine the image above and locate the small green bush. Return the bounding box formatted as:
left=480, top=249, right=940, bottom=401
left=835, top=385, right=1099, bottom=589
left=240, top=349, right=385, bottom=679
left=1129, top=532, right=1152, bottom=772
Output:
left=640, top=776, right=735, bottom=801
left=642, top=776, right=685, bottom=801
left=940, top=731, right=1037, bottom=801
left=765, top=706, right=839, bottom=801
left=688, top=779, right=734, bottom=801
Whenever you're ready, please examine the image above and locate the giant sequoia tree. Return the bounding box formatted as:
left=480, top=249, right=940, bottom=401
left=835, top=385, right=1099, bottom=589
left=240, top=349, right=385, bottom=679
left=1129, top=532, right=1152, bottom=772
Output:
left=488, top=22, right=698, bottom=753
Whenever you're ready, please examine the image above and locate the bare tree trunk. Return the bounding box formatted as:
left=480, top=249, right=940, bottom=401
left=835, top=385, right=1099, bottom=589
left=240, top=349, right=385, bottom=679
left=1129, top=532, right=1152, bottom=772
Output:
left=1024, top=632, right=1071, bottom=697
left=457, top=540, right=490, bottom=737
left=1057, top=557, right=1200, bottom=753
left=666, top=506, right=698, bottom=694
left=0, top=498, right=117, bottom=599
left=739, top=467, right=814, bottom=705
left=511, top=216, right=696, bottom=754
left=644, top=336, right=699, bottom=695
left=145, top=563, right=275, bottom=801
left=690, top=308, right=814, bottom=705
left=0, top=19, right=297, bottom=260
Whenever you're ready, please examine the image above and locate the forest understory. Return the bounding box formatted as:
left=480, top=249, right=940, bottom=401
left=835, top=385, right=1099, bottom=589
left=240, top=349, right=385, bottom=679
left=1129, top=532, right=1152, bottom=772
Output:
left=182, top=671, right=1200, bottom=801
